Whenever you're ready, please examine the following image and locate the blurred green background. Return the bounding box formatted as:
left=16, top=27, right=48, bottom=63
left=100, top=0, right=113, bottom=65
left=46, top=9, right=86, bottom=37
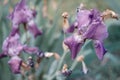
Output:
left=0, top=0, right=120, bottom=80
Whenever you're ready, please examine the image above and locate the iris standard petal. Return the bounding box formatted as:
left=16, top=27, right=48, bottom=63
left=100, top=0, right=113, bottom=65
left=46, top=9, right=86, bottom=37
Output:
left=77, top=9, right=91, bottom=29
left=93, top=40, right=107, bottom=60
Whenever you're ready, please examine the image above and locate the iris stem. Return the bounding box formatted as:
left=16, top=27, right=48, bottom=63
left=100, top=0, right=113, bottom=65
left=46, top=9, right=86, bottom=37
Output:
left=46, top=51, right=67, bottom=80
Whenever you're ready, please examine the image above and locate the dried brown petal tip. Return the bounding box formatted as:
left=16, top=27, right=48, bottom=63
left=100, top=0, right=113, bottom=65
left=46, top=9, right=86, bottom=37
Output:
left=62, top=12, right=69, bottom=18
left=62, top=42, right=69, bottom=52
left=21, top=62, right=30, bottom=71
left=54, top=53, right=60, bottom=60
left=76, top=55, right=84, bottom=62
left=79, top=3, right=85, bottom=9
left=3, top=0, right=8, bottom=5
left=44, top=52, right=60, bottom=60
left=101, top=9, right=119, bottom=20
left=62, top=64, right=72, bottom=76
left=44, top=52, right=54, bottom=58
left=62, top=64, right=68, bottom=72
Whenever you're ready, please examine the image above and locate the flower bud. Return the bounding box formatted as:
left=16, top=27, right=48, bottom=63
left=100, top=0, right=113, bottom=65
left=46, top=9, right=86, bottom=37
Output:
left=62, top=12, right=70, bottom=33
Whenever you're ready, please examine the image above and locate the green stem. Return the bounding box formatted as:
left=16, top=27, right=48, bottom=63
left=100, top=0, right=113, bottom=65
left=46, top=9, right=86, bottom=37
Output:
left=47, top=51, right=67, bottom=80
left=70, top=50, right=91, bottom=71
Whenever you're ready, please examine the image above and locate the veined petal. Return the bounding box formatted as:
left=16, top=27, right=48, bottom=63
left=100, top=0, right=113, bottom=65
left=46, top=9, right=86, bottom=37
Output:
left=8, top=56, right=22, bottom=74
left=64, top=34, right=84, bottom=59
left=93, top=40, right=107, bottom=60
left=27, top=20, right=42, bottom=38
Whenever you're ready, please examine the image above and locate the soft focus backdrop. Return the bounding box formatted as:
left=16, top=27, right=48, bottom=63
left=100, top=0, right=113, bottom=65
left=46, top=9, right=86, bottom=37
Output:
left=0, top=0, right=120, bottom=80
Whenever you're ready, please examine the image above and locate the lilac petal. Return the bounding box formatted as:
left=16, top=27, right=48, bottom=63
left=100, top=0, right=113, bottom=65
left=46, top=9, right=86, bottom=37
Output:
left=94, top=40, right=107, bottom=60
left=82, top=21, right=99, bottom=39
left=16, top=0, right=26, bottom=10
left=92, top=22, right=108, bottom=41
left=27, top=20, right=42, bottom=38
left=23, top=46, right=39, bottom=54
left=64, top=34, right=83, bottom=59
left=2, top=33, right=24, bottom=56
left=77, top=9, right=91, bottom=29
left=8, top=56, right=22, bottom=74
left=23, top=46, right=44, bottom=57
left=10, top=24, right=19, bottom=36
left=9, top=0, right=35, bottom=25
left=90, top=9, right=102, bottom=20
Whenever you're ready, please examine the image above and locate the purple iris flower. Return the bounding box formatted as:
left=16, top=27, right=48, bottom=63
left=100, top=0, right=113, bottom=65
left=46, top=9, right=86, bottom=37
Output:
left=0, top=33, right=44, bottom=74
left=8, top=0, right=42, bottom=37
left=64, top=8, right=108, bottom=60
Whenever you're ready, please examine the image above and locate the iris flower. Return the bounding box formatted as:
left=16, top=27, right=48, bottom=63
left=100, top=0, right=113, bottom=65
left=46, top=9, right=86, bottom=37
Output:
left=0, top=33, right=44, bottom=74
left=64, top=7, right=108, bottom=60
left=8, top=0, right=42, bottom=37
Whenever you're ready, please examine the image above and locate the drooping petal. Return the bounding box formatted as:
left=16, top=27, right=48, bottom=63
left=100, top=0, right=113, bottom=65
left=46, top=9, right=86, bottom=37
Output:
left=93, top=40, right=107, bottom=60
left=8, top=56, right=22, bottom=74
left=64, top=34, right=84, bottom=59
left=23, top=46, right=39, bottom=54
left=27, top=20, right=42, bottom=38
left=23, top=46, right=44, bottom=58
left=92, top=22, right=108, bottom=41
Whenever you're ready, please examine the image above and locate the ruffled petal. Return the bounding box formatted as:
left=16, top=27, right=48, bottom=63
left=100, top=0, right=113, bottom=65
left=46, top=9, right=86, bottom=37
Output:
left=2, top=33, right=24, bottom=56
left=64, top=34, right=84, bottom=59
left=8, top=56, right=22, bottom=74
left=93, top=40, right=107, bottom=60
left=27, top=20, right=42, bottom=38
